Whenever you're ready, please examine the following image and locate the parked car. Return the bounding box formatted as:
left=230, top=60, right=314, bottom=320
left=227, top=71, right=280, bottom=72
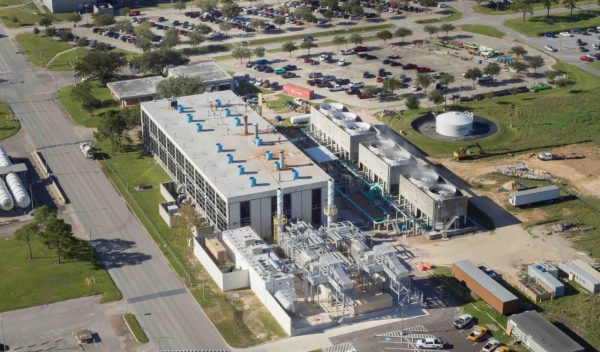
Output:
left=363, top=71, right=374, bottom=78
left=403, top=63, right=417, bottom=70
left=274, top=68, right=286, bottom=74
left=340, top=48, right=355, bottom=55
left=480, top=339, right=500, bottom=352
left=281, top=72, right=297, bottom=78
left=543, top=33, right=557, bottom=38
left=478, top=74, right=493, bottom=83
left=417, top=66, right=432, bottom=73
left=580, top=55, right=593, bottom=62
left=283, top=64, right=297, bottom=71
left=338, top=58, right=347, bottom=66
left=559, top=31, right=573, bottom=37
left=353, top=45, right=369, bottom=52
left=416, top=337, right=444, bottom=349
left=467, top=325, right=488, bottom=342
left=390, top=60, right=401, bottom=67
left=544, top=45, right=557, bottom=52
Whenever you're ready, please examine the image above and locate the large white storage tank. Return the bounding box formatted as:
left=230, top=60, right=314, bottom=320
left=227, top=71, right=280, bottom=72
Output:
left=6, top=173, right=30, bottom=208
left=435, top=111, right=474, bottom=137
left=0, top=178, right=14, bottom=211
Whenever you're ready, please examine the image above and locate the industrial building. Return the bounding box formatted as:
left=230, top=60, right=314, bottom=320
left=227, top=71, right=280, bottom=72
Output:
left=452, top=259, right=519, bottom=314
left=358, top=137, right=415, bottom=193
left=141, top=91, right=331, bottom=240
left=559, top=260, right=600, bottom=293
left=107, top=76, right=164, bottom=107
left=167, top=62, right=234, bottom=92
left=42, top=0, right=94, bottom=13
left=507, top=310, right=584, bottom=352
left=527, top=262, right=564, bottom=297
left=435, top=111, right=474, bottom=137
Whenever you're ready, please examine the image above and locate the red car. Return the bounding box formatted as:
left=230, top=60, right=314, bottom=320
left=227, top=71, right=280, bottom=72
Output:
left=376, top=76, right=383, bottom=83
left=304, top=57, right=314, bottom=63
left=353, top=46, right=369, bottom=52
left=594, top=53, right=600, bottom=59
left=294, top=20, right=304, bottom=25
left=416, top=66, right=432, bottom=73
left=580, top=55, right=593, bottom=62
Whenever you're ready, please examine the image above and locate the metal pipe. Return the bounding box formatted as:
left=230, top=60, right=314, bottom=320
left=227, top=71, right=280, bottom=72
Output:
left=277, top=188, right=284, bottom=241
left=327, top=178, right=335, bottom=226
left=279, top=150, right=285, bottom=169
left=254, top=123, right=259, bottom=140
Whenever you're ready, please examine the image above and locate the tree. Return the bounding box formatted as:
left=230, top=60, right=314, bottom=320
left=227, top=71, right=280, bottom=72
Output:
left=420, top=0, right=438, bottom=7
left=527, top=56, right=544, bottom=74
left=219, top=22, right=232, bottom=36
left=174, top=0, right=186, bottom=13
left=511, top=45, right=527, bottom=60
left=92, top=13, right=115, bottom=27
left=273, top=16, right=286, bottom=28
left=119, top=7, right=130, bottom=16
left=438, top=73, right=455, bottom=107
left=130, top=49, right=189, bottom=75
left=197, top=24, right=212, bottom=34
left=394, top=27, right=412, bottom=43
left=231, top=41, right=252, bottom=63
left=45, top=26, right=56, bottom=38
left=383, top=77, right=401, bottom=92
left=321, top=0, right=338, bottom=9
left=333, top=35, right=347, bottom=50
left=15, top=222, right=38, bottom=260
left=375, top=3, right=386, bottom=15
left=464, top=67, right=482, bottom=85
left=254, top=47, right=266, bottom=58
left=45, top=217, right=75, bottom=264
left=543, top=0, right=558, bottom=16
left=161, top=28, right=180, bottom=49
left=300, top=39, right=317, bottom=55
left=155, top=76, right=205, bottom=99
left=196, top=0, right=218, bottom=13
left=75, top=50, right=126, bottom=84
left=440, top=23, right=455, bottom=38
left=349, top=33, right=363, bottom=45
left=134, top=22, right=154, bottom=52
left=188, top=29, right=205, bottom=48
left=39, top=16, right=52, bottom=28
left=416, top=73, right=433, bottom=92
left=323, top=10, right=335, bottom=21
left=249, top=19, right=265, bottom=29
left=33, top=205, right=56, bottom=249
left=172, top=204, right=206, bottom=237
left=405, top=94, right=420, bottom=110
left=428, top=89, right=444, bottom=108
left=59, top=29, right=75, bottom=42
left=115, top=19, right=133, bottom=33
left=70, top=82, right=100, bottom=115
left=562, top=0, right=576, bottom=15
left=363, top=85, right=381, bottom=98
left=376, top=30, right=393, bottom=45
left=423, top=25, right=439, bottom=39
left=68, top=13, right=82, bottom=27
left=545, top=70, right=559, bottom=81
left=282, top=41, right=297, bottom=56
left=510, top=61, right=529, bottom=73
left=483, top=62, right=501, bottom=80
left=474, top=0, right=484, bottom=6
left=96, top=109, right=131, bottom=155
left=221, top=0, right=241, bottom=19
left=511, top=0, right=534, bottom=21
left=350, top=3, right=364, bottom=17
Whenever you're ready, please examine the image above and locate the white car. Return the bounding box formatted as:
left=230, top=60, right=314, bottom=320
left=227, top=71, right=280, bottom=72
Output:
left=544, top=45, right=557, bottom=52
left=338, top=58, right=347, bottom=66
left=437, top=3, right=448, bottom=7
left=339, top=48, right=354, bottom=55
left=328, top=84, right=346, bottom=92
left=481, top=339, right=500, bottom=352
left=416, top=337, right=444, bottom=349
left=593, top=43, right=600, bottom=50
left=453, top=314, right=474, bottom=329
left=559, top=31, right=573, bottom=37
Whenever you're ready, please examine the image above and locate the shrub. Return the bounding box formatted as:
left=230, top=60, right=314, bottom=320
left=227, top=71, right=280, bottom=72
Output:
left=33, top=27, right=40, bottom=35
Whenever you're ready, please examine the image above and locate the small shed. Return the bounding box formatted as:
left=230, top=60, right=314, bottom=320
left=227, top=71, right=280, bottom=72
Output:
left=107, top=76, right=165, bottom=107
left=452, top=259, right=519, bottom=314
left=559, top=259, right=600, bottom=293
left=507, top=310, right=584, bottom=352
left=167, top=61, right=234, bottom=92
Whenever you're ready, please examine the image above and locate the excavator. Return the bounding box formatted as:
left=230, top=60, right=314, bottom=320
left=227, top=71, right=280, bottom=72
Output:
left=453, top=143, right=484, bottom=160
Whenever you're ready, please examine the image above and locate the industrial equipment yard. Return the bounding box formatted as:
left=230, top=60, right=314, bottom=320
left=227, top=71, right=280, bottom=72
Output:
left=0, top=0, right=600, bottom=351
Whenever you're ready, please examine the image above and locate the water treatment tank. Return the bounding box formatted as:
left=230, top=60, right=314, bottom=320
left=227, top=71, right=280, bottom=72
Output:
left=409, top=166, right=439, bottom=188
left=0, top=178, right=14, bottom=211
left=435, top=111, right=474, bottom=137
left=6, top=173, right=30, bottom=208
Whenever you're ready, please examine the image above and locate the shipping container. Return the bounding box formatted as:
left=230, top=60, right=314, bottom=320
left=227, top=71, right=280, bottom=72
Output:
left=128, top=9, right=141, bottom=16
left=283, top=83, right=313, bottom=100
left=509, top=185, right=559, bottom=207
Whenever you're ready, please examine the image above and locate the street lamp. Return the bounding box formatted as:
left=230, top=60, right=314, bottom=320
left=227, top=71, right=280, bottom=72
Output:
left=0, top=313, right=6, bottom=352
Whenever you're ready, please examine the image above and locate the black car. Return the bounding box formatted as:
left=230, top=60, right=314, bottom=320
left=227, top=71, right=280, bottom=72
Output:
left=264, top=66, right=274, bottom=73
left=472, top=93, right=485, bottom=100
left=390, top=61, right=401, bottom=67
left=515, top=86, right=529, bottom=93
left=459, top=96, right=472, bottom=102
left=254, top=65, right=266, bottom=72
left=365, top=54, right=378, bottom=60
left=281, top=72, right=297, bottom=78
left=383, top=59, right=391, bottom=65
left=363, top=71, right=374, bottom=78
left=493, top=89, right=511, bottom=97
left=283, top=65, right=297, bottom=71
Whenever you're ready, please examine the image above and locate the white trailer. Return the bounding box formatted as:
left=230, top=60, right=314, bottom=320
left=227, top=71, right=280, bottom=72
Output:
left=509, top=185, right=560, bottom=207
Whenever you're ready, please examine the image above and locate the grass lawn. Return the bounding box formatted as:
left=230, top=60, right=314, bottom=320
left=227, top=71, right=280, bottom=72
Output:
left=15, top=33, right=71, bottom=67
left=0, top=237, right=121, bottom=312
left=471, top=0, right=594, bottom=15
left=0, top=103, right=20, bottom=141
left=458, top=24, right=505, bottom=38
left=588, top=60, right=600, bottom=69
left=134, top=0, right=195, bottom=12
left=415, top=7, right=463, bottom=24
left=266, top=93, right=295, bottom=113
left=0, top=0, right=27, bottom=6
left=380, top=61, right=600, bottom=158
left=58, top=82, right=117, bottom=127
left=504, top=10, right=600, bottom=36
left=47, top=47, right=85, bottom=71
left=0, top=2, right=44, bottom=27
left=123, top=313, right=149, bottom=343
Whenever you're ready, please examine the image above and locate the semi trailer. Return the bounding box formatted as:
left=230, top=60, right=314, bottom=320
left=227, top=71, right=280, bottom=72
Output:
left=509, top=185, right=560, bottom=207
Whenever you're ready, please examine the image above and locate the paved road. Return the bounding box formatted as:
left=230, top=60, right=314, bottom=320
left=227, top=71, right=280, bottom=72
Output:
left=0, top=29, right=227, bottom=351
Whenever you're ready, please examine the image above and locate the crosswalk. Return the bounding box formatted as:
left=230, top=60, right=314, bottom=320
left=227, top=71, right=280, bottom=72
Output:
left=375, top=325, right=428, bottom=337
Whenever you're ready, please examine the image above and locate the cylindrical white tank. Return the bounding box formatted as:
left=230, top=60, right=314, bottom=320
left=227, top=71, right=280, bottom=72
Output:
left=6, top=173, right=30, bottom=208
left=435, top=111, right=474, bottom=137
left=0, top=152, right=10, bottom=167
left=0, top=178, right=14, bottom=211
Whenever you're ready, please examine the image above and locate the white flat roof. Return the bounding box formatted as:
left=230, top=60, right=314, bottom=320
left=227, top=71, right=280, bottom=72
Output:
left=304, top=146, right=338, bottom=163
left=168, top=61, right=233, bottom=83
left=107, top=76, right=164, bottom=100
left=142, top=91, right=330, bottom=200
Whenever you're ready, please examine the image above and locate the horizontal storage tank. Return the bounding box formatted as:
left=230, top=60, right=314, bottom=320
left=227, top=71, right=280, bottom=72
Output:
left=343, top=121, right=371, bottom=135
left=435, top=111, right=474, bottom=137
left=0, top=151, right=10, bottom=167
left=290, top=114, right=310, bottom=124
left=319, top=102, right=345, bottom=117
left=6, top=173, right=30, bottom=208
left=409, top=166, right=439, bottom=188
left=428, top=183, right=457, bottom=200
left=0, top=178, right=14, bottom=211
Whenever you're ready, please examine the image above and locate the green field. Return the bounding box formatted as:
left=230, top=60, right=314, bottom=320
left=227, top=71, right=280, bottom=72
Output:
left=415, top=7, right=463, bottom=24
left=470, top=0, right=594, bottom=15
left=15, top=33, right=71, bottom=67
left=380, top=62, right=600, bottom=158
left=0, top=102, right=20, bottom=141
left=0, top=0, right=27, bottom=6
left=124, top=313, right=149, bottom=343
left=0, top=2, right=44, bottom=27
left=0, top=237, right=121, bottom=312
left=588, top=60, right=600, bottom=69
left=58, top=82, right=117, bottom=127
left=247, top=24, right=393, bottom=46
left=458, top=24, right=505, bottom=38
left=504, top=10, right=600, bottom=36
left=47, top=47, right=83, bottom=71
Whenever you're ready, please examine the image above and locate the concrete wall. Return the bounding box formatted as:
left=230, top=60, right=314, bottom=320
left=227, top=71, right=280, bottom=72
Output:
left=193, top=237, right=249, bottom=291
left=43, top=0, right=95, bottom=13
left=248, top=268, right=293, bottom=336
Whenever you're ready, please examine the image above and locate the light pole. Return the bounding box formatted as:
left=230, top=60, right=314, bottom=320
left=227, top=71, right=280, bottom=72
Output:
left=0, top=313, right=6, bottom=352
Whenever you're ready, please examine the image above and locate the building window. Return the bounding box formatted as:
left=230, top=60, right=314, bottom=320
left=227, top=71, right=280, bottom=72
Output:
left=311, top=188, right=322, bottom=210
left=284, top=193, right=291, bottom=217
left=240, top=201, right=251, bottom=226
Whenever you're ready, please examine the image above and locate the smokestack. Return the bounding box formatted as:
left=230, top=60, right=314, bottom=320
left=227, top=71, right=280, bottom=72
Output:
left=254, top=123, right=259, bottom=140
left=327, top=179, right=335, bottom=226
left=277, top=188, right=284, bottom=241
left=243, top=115, right=248, bottom=135
left=279, top=150, right=285, bottom=169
